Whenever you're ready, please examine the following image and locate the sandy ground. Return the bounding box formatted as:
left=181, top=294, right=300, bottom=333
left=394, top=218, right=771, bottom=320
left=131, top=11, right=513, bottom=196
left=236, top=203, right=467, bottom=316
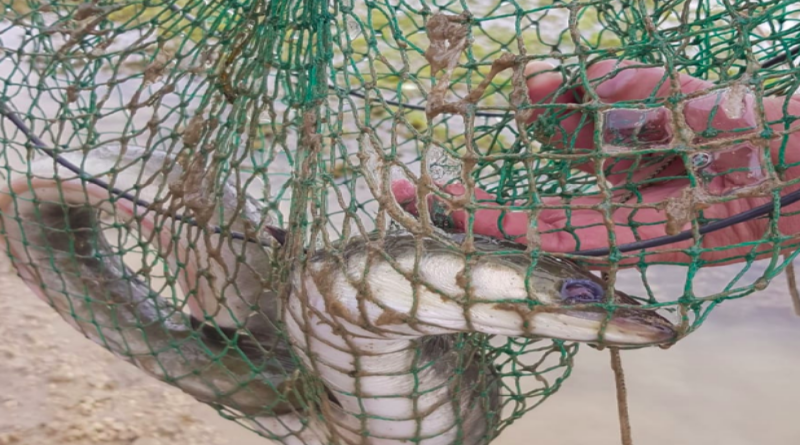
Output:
left=1, top=249, right=799, bottom=445
left=0, top=253, right=264, bottom=445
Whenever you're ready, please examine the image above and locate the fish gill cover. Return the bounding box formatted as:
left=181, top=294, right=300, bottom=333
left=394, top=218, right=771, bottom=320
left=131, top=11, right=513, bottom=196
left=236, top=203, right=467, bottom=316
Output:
left=0, top=0, right=798, bottom=444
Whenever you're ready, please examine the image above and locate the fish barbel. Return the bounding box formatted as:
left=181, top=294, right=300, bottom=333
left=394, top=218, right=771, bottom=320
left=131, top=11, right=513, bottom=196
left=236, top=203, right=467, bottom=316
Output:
left=0, top=147, right=330, bottom=444
left=280, top=227, right=677, bottom=445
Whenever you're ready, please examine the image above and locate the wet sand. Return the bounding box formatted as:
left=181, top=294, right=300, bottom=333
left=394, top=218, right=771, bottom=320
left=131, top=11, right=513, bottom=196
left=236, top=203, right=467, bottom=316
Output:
left=1, top=251, right=799, bottom=445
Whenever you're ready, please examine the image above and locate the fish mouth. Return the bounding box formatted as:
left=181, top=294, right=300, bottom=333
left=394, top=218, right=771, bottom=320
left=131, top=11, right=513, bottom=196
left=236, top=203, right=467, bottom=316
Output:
left=531, top=307, right=677, bottom=347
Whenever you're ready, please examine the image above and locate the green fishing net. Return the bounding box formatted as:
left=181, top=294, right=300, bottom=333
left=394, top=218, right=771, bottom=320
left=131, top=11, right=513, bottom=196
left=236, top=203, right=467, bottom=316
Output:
left=1, top=0, right=799, bottom=444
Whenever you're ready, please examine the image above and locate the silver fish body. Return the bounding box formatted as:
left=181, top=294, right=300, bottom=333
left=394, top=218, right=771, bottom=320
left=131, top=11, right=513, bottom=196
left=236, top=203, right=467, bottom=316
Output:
left=0, top=147, right=330, bottom=444
left=10, top=146, right=285, bottom=345
left=284, top=231, right=676, bottom=445
left=10, top=200, right=291, bottom=411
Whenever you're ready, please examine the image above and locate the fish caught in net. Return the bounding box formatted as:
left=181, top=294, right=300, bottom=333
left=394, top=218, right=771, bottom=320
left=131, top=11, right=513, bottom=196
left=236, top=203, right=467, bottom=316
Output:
left=1, top=0, right=799, bottom=444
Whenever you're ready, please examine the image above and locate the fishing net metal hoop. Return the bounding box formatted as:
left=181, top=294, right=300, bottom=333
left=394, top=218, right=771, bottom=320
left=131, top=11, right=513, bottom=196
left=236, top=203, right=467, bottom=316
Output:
left=1, top=0, right=800, bottom=444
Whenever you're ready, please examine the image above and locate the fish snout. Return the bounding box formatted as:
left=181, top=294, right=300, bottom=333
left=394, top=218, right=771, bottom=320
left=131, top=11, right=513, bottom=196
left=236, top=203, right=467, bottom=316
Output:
left=554, top=279, right=677, bottom=346
left=554, top=302, right=677, bottom=347
left=601, top=308, right=678, bottom=347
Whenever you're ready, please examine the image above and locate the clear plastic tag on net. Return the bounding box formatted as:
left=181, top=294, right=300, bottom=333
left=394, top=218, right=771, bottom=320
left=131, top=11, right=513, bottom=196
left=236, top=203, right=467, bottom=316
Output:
left=426, top=145, right=463, bottom=185
left=683, top=85, right=759, bottom=144
left=344, top=15, right=363, bottom=40
left=424, top=145, right=463, bottom=230
left=600, top=107, right=674, bottom=153
left=690, top=142, right=767, bottom=196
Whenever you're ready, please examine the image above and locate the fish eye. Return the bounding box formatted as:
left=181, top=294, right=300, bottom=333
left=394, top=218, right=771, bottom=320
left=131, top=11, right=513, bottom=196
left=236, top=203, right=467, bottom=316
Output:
left=560, top=279, right=604, bottom=304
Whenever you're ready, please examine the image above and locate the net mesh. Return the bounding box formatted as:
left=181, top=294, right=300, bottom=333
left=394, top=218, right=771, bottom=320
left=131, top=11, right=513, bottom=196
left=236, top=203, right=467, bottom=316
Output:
left=1, top=0, right=799, bottom=444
